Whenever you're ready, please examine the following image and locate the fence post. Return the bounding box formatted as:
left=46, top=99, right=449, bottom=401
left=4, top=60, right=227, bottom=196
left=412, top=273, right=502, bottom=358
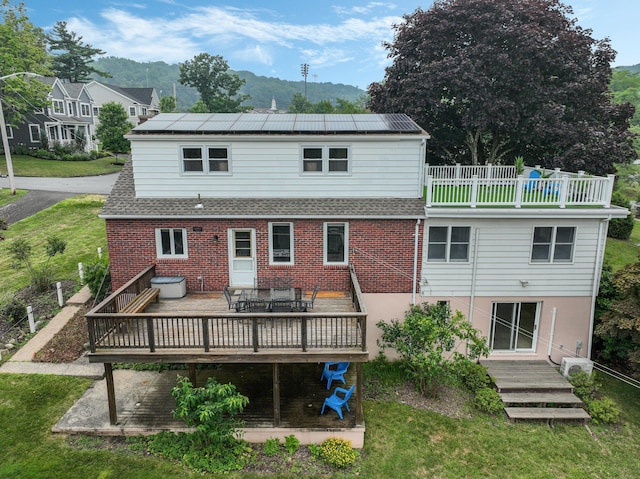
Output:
left=470, top=175, right=478, bottom=208
left=78, top=262, right=84, bottom=283
left=455, top=163, right=461, bottom=180
left=605, top=174, right=615, bottom=207
left=27, top=306, right=36, bottom=333
left=559, top=176, right=569, bottom=208
left=425, top=175, right=433, bottom=207
left=486, top=163, right=493, bottom=179
left=56, top=281, right=64, bottom=307
left=515, top=176, right=524, bottom=208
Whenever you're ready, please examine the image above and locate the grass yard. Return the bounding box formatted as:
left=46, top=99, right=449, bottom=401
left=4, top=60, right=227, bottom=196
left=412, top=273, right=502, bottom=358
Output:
left=0, top=371, right=639, bottom=478
left=1, top=155, right=123, bottom=177
left=0, top=195, right=107, bottom=295
left=604, top=220, right=640, bottom=271
left=0, top=188, right=27, bottom=207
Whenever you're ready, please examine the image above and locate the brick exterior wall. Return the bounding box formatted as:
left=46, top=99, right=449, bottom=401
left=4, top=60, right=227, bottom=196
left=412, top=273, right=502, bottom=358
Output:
left=106, top=218, right=422, bottom=294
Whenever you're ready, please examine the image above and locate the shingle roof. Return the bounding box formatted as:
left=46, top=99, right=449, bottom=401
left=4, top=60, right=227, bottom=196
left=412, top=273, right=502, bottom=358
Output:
left=101, top=161, right=426, bottom=219
left=100, top=83, right=155, bottom=105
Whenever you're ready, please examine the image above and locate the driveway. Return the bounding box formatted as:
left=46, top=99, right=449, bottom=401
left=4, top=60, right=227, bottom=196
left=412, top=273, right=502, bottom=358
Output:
left=0, top=172, right=119, bottom=225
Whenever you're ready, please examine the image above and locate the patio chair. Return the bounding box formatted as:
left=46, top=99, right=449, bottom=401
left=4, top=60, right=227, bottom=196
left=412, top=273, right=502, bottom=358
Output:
left=223, top=285, right=243, bottom=312
left=299, top=285, right=319, bottom=311
left=321, top=385, right=355, bottom=419
left=523, top=169, right=541, bottom=192
left=320, top=361, right=350, bottom=389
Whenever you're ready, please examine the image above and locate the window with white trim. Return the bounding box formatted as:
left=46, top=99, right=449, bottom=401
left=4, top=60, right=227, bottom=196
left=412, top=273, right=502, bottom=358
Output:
left=141, top=107, right=148, bottom=115
left=155, top=228, right=188, bottom=258
left=324, top=222, right=348, bottom=264
left=301, top=146, right=350, bottom=174
left=531, top=226, right=575, bottom=263
left=52, top=100, right=64, bottom=114
left=92, top=106, right=100, bottom=117
left=81, top=103, right=91, bottom=116
left=181, top=146, right=231, bottom=174
left=28, top=124, right=40, bottom=143
left=5, top=125, right=13, bottom=139
left=129, top=106, right=137, bottom=116
left=427, top=226, right=471, bottom=262
left=269, top=222, right=293, bottom=264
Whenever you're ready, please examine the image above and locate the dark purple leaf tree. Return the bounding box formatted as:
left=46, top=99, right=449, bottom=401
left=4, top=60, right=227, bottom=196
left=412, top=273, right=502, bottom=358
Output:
left=368, top=0, right=636, bottom=174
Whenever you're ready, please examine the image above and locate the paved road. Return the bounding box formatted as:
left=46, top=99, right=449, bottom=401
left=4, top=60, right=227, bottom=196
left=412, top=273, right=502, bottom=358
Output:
left=0, top=172, right=119, bottom=225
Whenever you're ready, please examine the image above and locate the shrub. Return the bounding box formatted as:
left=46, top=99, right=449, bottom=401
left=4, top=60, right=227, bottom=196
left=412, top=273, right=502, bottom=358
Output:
left=83, top=257, right=111, bottom=300
left=0, top=297, right=27, bottom=324
left=568, top=370, right=600, bottom=401
left=264, top=437, right=281, bottom=456
left=608, top=193, right=634, bottom=240
left=319, top=437, right=359, bottom=469
left=284, top=435, right=300, bottom=455
left=585, top=397, right=620, bottom=424
left=452, top=357, right=490, bottom=393
left=7, top=236, right=67, bottom=293
left=473, top=387, right=504, bottom=415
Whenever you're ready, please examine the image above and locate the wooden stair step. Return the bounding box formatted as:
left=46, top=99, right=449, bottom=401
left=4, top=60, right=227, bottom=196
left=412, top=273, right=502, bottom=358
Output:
left=505, top=407, right=590, bottom=423
left=501, top=392, right=582, bottom=406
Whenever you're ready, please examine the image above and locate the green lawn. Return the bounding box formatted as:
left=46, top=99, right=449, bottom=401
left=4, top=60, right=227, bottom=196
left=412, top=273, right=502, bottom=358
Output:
left=0, top=195, right=107, bottom=295
left=0, top=372, right=638, bottom=478
left=0, top=188, right=27, bottom=207
left=1, top=154, right=123, bottom=177
left=604, top=220, right=640, bottom=271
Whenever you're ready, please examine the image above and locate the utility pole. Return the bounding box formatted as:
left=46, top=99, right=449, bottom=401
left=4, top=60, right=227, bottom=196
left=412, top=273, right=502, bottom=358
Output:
left=300, top=63, right=309, bottom=98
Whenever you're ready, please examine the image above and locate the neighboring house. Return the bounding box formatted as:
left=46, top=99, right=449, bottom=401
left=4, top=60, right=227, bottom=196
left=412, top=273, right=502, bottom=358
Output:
left=87, top=112, right=626, bottom=443
left=8, top=77, right=97, bottom=152
left=85, top=81, right=160, bottom=126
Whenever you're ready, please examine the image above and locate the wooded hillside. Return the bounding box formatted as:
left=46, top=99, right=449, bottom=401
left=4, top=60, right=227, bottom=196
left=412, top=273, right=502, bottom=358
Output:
left=90, top=57, right=366, bottom=112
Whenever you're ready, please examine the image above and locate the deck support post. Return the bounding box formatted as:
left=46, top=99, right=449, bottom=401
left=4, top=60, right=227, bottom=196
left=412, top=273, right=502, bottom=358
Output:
left=273, top=363, right=281, bottom=427
left=105, top=363, right=117, bottom=425
left=189, top=363, right=197, bottom=387
left=355, top=363, right=364, bottom=426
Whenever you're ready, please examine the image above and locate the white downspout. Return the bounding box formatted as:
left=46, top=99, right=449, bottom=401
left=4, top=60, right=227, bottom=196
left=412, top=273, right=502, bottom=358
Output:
left=588, top=217, right=609, bottom=359
left=548, top=307, right=557, bottom=360
left=412, top=218, right=421, bottom=305
left=468, top=228, right=480, bottom=325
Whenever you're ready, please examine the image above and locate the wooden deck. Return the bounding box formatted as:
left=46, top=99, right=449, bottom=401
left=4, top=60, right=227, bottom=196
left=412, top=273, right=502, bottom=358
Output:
left=482, top=360, right=590, bottom=424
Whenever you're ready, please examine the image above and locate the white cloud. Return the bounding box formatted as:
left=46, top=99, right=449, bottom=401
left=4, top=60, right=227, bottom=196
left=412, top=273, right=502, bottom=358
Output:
left=332, top=3, right=398, bottom=16
left=301, top=48, right=354, bottom=69
left=234, top=45, right=274, bottom=66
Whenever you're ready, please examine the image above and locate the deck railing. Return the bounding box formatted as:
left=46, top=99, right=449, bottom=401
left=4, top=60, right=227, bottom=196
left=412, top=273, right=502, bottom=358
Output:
left=424, top=164, right=615, bottom=208
left=86, top=265, right=367, bottom=354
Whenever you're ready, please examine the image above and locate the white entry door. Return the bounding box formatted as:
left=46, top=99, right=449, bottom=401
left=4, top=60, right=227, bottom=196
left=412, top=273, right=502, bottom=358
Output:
left=228, top=229, right=256, bottom=287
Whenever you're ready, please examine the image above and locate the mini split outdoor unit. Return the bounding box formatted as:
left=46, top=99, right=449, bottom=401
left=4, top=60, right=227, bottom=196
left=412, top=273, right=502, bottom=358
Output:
left=560, top=357, right=594, bottom=377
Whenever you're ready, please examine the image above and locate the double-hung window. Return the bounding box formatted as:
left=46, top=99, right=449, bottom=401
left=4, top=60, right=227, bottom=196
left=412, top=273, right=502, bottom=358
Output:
left=324, top=222, right=348, bottom=265
left=129, top=106, right=137, bottom=116
left=181, top=146, right=231, bottom=174
left=28, top=124, right=40, bottom=143
left=80, top=103, right=91, bottom=116
left=156, top=228, right=188, bottom=258
left=302, top=146, right=350, bottom=174
left=52, top=100, right=64, bottom=114
left=531, top=226, right=575, bottom=263
left=270, top=223, right=293, bottom=264
left=427, top=226, right=471, bottom=262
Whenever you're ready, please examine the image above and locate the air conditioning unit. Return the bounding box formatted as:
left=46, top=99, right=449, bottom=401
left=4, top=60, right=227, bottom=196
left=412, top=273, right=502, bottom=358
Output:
left=560, top=357, right=593, bottom=377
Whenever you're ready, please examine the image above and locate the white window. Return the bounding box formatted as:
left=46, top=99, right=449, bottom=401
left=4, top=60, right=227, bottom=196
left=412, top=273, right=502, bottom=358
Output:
left=324, top=222, right=348, bottom=265
left=269, top=223, right=293, bottom=264
left=28, top=124, right=40, bottom=143
left=427, top=226, right=471, bottom=262
left=531, top=226, right=575, bottom=263
left=52, top=100, right=64, bottom=114
left=141, top=107, right=148, bottom=115
left=80, top=103, right=91, bottom=116
left=301, top=146, right=350, bottom=174
left=129, top=106, right=137, bottom=116
left=155, top=228, right=188, bottom=258
left=92, top=106, right=100, bottom=117
left=5, top=125, right=13, bottom=139
left=181, top=146, right=231, bottom=174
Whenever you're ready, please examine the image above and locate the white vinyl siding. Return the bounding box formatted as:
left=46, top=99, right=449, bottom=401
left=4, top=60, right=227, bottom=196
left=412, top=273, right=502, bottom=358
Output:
left=131, top=138, right=424, bottom=198
left=421, top=218, right=601, bottom=297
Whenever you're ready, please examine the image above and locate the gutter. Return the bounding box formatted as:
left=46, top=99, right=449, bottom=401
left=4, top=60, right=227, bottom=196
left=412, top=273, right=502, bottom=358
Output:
left=587, top=216, right=609, bottom=359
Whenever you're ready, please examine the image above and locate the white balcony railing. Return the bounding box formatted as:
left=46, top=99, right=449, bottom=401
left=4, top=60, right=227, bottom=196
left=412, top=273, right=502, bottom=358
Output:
left=424, top=164, right=615, bottom=208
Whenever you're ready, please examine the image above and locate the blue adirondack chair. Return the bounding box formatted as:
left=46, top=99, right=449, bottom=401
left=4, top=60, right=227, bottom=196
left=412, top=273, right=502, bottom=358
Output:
left=523, top=169, right=541, bottom=192
left=320, top=361, right=350, bottom=390
left=321, top=385, right=355, bottom=419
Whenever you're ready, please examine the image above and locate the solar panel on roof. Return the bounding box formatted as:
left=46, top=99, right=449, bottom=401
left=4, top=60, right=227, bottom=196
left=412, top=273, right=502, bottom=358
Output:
left=383, top=113, right=421, bottom=132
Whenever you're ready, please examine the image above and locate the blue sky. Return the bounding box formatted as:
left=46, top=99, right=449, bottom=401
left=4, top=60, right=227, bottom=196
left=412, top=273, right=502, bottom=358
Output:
left=21, top=0, right=640, bottom=89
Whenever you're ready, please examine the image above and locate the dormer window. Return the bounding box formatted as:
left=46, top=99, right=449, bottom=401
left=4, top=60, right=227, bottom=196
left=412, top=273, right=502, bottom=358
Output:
left=52, top=100, right=64, bottom=114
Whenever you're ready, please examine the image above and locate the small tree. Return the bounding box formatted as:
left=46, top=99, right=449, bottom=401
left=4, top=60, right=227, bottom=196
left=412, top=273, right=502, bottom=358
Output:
left=8, top=236, right=67, bottom=292
left=377, top=303, right=489, bottom=397
left=159, top=95, right=176, bottom=113
left=95, top=102, right=133, bottom=163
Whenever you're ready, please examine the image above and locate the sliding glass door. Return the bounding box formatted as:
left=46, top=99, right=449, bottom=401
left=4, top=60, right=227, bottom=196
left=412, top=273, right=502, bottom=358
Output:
left=490, top=302, right=539, bottom=352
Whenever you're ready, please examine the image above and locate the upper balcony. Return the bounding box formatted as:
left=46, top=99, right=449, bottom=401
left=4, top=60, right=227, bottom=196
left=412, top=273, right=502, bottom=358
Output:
left=424, top=164, right=615, bottom=209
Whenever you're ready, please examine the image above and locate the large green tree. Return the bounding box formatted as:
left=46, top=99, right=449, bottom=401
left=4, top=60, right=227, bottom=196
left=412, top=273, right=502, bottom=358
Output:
left=368, top=0, right=636, bottom=175
left=46, top=21, right=110, bottom=82
left=178, top=53, right=249, bottom=112
left=0, top=0, right=51, bottom=125
left=95, top=102, right=133, bottom=161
